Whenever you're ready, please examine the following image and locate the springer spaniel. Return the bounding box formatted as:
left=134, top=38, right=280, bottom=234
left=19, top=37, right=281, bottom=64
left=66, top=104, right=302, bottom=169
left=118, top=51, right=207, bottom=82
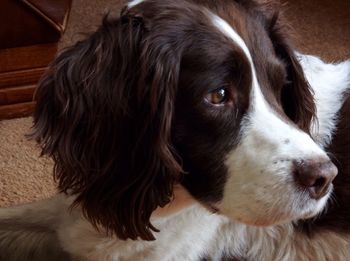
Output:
left=1, top=0, right=350, bottom=260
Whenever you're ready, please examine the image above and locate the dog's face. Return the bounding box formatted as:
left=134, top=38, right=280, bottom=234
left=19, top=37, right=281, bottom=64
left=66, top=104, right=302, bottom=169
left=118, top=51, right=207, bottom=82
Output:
left=33, top=0, right=337, bottom=240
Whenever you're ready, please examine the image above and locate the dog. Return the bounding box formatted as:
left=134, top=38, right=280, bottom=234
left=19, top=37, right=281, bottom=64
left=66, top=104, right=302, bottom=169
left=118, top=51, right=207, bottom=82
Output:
left=1, top=0, right=350, bottom=260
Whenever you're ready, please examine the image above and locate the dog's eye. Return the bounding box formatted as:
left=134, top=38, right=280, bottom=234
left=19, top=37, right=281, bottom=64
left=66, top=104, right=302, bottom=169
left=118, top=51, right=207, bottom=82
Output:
left=205, top=88, right=229, bottom=105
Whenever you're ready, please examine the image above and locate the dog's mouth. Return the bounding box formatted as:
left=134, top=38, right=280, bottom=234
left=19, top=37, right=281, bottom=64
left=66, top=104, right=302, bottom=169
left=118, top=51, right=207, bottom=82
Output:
left=212, top=180, right=333, bottom=227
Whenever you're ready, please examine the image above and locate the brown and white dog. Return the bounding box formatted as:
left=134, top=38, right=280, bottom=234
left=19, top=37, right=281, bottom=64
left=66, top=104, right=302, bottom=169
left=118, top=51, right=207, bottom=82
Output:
left=1, top=0, right=350, bottom=260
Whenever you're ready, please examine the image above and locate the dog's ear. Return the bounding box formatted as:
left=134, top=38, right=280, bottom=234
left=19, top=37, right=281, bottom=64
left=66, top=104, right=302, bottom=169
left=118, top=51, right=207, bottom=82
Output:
left=239, top=1, right=315, bottom=132
left=32, top=10, right=182, bottom=241
left=267, top=11, right=316, bottom=132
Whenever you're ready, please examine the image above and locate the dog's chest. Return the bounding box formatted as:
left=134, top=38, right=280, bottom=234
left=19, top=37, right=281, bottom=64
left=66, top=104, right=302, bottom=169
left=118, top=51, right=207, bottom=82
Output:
left=60, top=205, right=225, bottom=261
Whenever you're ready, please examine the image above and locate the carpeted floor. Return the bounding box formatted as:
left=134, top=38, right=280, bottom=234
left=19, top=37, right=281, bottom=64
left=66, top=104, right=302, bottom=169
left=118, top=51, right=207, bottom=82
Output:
left=0, top=0, right=349, bottom=207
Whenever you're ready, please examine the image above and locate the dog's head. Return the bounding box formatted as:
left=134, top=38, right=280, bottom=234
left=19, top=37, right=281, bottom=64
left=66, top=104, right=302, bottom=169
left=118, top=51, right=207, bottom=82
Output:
left=33, top=0, right=337, bottom=240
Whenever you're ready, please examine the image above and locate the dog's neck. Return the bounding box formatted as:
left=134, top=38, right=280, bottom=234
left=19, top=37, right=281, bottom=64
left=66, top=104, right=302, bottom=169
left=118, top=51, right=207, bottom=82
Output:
left=152, top=185, right=198, bottom=218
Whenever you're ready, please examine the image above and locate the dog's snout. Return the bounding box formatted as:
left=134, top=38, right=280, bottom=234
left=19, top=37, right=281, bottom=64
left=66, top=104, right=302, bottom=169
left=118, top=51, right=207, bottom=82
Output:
left=293, top=159, right=338, bottom=199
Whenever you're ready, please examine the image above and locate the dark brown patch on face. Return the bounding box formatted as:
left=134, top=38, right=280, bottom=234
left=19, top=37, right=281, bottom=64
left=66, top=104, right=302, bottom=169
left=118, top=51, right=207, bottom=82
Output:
left=173, top=31, right=252, bottom=203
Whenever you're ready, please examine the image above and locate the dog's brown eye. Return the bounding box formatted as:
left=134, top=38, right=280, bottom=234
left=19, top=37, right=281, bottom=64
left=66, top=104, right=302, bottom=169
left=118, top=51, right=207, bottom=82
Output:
left=206, top=88, right=229, bottom=105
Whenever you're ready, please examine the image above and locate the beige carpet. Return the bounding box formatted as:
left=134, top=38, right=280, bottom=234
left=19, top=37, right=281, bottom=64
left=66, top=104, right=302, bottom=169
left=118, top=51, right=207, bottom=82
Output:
left=1, top=0, right=349, bottom=207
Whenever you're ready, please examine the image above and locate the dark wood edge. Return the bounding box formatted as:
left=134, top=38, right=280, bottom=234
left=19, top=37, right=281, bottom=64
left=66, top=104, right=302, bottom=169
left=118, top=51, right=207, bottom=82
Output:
left=0, top=43, right=57, bottom=73
left=0, top=102, right=35, bottom=120
left=0, top=67, right=47, bottom=88
left=0, top=85, right=36, bottom=105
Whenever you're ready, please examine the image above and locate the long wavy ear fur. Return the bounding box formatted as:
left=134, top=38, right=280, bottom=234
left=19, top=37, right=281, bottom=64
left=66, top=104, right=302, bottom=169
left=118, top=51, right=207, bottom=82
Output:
left=32, top=9, right=182, bottom=241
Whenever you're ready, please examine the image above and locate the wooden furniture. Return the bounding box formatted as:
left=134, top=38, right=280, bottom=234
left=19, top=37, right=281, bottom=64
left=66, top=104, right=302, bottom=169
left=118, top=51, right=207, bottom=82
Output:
left=0, top=0, right=72, bottom=119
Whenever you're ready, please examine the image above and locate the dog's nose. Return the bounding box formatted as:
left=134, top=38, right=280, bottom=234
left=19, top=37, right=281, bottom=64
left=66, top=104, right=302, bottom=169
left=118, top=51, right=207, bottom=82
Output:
left=293, top=159, right=338, bottom=199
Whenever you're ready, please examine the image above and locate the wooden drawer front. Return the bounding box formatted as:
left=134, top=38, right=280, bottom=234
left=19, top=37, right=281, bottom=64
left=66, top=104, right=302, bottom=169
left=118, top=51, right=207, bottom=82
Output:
left=0, top=43, right=57, bottom=73
left=0, top=44, right=56, bottom=119
left=0, top=102, right=35, bottom=119
left=0, top=85, right=36, bottom=105
left=0, top=67, right=46, bottom=88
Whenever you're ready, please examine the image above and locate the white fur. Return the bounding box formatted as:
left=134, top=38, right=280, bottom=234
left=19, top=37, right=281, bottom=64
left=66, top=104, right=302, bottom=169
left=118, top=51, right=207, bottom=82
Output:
left=211, top=13, right=331, bottom=226
left=0, top=195, right=224, bottom=261
left=298, top=53, right=350, bottom=147
left=128, top=0, right=146, bottom=8
left=59, top=206, right=223, bottom=261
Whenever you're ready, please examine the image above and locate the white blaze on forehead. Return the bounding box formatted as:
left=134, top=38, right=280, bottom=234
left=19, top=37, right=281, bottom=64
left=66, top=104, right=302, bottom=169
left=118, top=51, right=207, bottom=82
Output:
left=128, top=0, right=145, bottom=8
left=211, top=14, right=264, bottom=115
left=211, top=15, right=253, bottom=63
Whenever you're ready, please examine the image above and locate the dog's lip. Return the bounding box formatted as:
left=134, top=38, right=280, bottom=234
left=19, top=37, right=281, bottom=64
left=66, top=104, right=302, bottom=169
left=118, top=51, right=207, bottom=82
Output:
left=199, top=182, right=333, bottom=225
left=210, top=197, right=326, bottom=226
left=301, top=210, right=319, bottom=220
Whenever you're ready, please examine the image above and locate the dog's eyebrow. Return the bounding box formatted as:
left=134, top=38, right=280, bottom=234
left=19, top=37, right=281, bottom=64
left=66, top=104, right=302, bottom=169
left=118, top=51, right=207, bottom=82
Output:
left=210, top=13, right=264, bottom=107
left=210, top=13, right=253, bottom=64
left=209, top=12, right=258, bottom=84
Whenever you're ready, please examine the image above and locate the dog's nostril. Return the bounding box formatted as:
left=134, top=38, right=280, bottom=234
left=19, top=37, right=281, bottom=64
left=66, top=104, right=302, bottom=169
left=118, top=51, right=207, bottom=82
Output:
left=314, top=176, right=326, bottom=188
left=293, top=159, right=338, bottom=200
